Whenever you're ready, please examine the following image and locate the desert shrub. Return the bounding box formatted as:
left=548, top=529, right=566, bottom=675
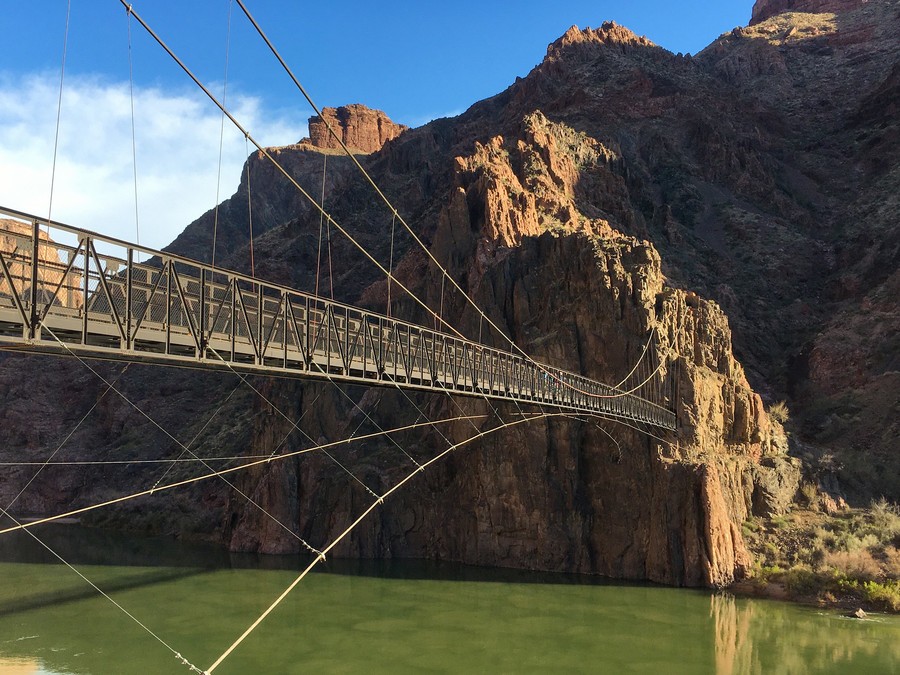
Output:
left=769, top=400, right=790, bottom=424
left=869, top=498, right=900, bottom=537
left=799, top=482, right=819, bottom=509
left=883, top=546, right=900, bottom=579
left=783, top=566, right=822, bottom=595
left=824, top=549, right=882, bottom=581
left=861, top=580, right=900, bottom=612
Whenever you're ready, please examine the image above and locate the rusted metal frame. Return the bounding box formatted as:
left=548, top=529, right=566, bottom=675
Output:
left=395, top=324, right=412, bottom=381
left=124, top=249, right=133, bottom=350
left=260, top=292, right=287, bottom=362
left=86, top=240, right=128, bottom=343
left=285, top=298, right=306, bottom=367
left=28, top=220, right=40, bottom=339
left=327, top=304, right=349, bottom=373
left=169, top=265, right=203, bottom=353
left=407, top=326, right=423, bottom=383
left=165, top=260, right=172, bottom=355
left=80, top=237, right=91, bottom=345
left=35, top=238, right=84, bottom=326
left=345, top=312, right=367, bottom=373
left=234, top=282, right=260, bottom=361
left=256, top=284, right=264, bottom=365
left=0, top=250, right=30, bottom=329
left=229, top=279, right=237, bottom=362
left=363, top=316, right=382, bottom=376
left=199, top=268, right=207, bottom=358
left=204, top=277, right=234, bottom=346
left=446, top=336, right=460, bottom=388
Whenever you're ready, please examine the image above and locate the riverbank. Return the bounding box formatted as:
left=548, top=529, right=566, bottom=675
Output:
left=734, top=502, right=900, bottom=614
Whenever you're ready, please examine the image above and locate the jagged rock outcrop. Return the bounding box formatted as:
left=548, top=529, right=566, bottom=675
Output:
left=307, top=104, right=407, bottom=153
left=0, top=219, right=82, bottom=308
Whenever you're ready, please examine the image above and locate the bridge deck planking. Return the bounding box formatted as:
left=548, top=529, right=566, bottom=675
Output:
left=0, top=206, right=676, bottom=429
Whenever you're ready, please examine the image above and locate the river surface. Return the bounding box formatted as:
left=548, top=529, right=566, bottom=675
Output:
left=0, top=526, right=897, bottom=674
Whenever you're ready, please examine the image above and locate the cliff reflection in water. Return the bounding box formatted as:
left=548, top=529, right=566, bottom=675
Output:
left=712, top=593, right=900, bottom=673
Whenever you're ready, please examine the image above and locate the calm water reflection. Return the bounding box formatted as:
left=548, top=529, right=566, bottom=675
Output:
left=0, top=526, right=897, bottom=674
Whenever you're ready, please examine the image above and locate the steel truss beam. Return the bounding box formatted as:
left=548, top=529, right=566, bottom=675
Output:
left=0, top=205, right=676, bottom=430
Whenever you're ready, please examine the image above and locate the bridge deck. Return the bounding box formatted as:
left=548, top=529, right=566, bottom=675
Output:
left=0, top=206, right=676, bottom=430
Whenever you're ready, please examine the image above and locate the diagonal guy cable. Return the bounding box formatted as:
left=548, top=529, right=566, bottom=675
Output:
left=39, top=322, right=321, bottom=555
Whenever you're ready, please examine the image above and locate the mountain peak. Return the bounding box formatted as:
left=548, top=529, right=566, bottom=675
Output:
left=547, top=22, right=656, bottom=58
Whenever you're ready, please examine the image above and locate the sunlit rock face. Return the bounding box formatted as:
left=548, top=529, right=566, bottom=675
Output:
left=307, top=104, right=407, bottom=154
left=3, top=0, right=898, bottom=586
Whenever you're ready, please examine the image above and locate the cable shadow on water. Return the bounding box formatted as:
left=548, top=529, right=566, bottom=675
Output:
left=0, top=565, right=215, bottom=620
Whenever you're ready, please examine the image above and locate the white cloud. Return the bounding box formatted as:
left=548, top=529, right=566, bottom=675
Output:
left=0, top=72, right=307, bottom=251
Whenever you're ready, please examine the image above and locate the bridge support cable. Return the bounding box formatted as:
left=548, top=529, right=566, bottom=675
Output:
left=148, top=379, right=246, bottom=490
left=0, top=414, right=487, bottom=537
left=244, top=136, right=256, bottom=280
left=118, top=3, right=670, bottom=417
left=206, top=346, right=382, bottom=498
left=35, top=322, right=324, bottom=555
left=230, top=0, right=677, bottom=411
left=204, top=410, right=564, bottom=674
left=126, top=10, right=142, bottom=256
left=46, top=0, right=71, bottom=230
left=211, top=0, right=234, bottom=269
left=0, top=504, right=205, bottom=673
left=4, top=363, right=130, bottom=512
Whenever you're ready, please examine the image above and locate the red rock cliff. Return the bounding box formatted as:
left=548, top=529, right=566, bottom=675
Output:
left=307, top=104, right=407, bottom=153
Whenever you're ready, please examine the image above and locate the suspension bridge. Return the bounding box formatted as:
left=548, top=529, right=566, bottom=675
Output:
left=0, top=206, right=675, bottom=429
left=0, top=1, right=681, bottom=673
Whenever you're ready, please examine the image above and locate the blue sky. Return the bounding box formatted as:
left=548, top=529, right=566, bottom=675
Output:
left=1, top=0, right=752, bottom=248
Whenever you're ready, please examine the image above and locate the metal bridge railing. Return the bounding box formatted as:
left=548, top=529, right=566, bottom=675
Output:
left=0, top=206, right=676, bottom=430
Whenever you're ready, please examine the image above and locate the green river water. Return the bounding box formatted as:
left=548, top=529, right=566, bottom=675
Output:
left=0, top=526, right=897, bottom=674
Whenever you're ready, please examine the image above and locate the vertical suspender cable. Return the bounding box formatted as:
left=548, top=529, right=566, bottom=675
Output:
left=211, top=0, right=234, bottom=269
left=386, top=212, right=395, bottom=317
left=315, top=154, right=327, bottom=297
left=245, top=136, right=255, bottom=279
left=126, top=9, right=141, bottom=259
left=47, top=0, right=72, bottom=229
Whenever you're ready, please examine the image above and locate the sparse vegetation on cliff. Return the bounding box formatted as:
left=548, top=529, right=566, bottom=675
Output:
left=740, top=499, right=900, bottom=612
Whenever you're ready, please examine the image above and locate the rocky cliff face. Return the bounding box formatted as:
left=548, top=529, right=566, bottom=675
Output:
left=1, top=1, right=895, bottom=587
left=222, top=110, right=792, bottom=588
left=306, top=104, right=408, bottom=154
